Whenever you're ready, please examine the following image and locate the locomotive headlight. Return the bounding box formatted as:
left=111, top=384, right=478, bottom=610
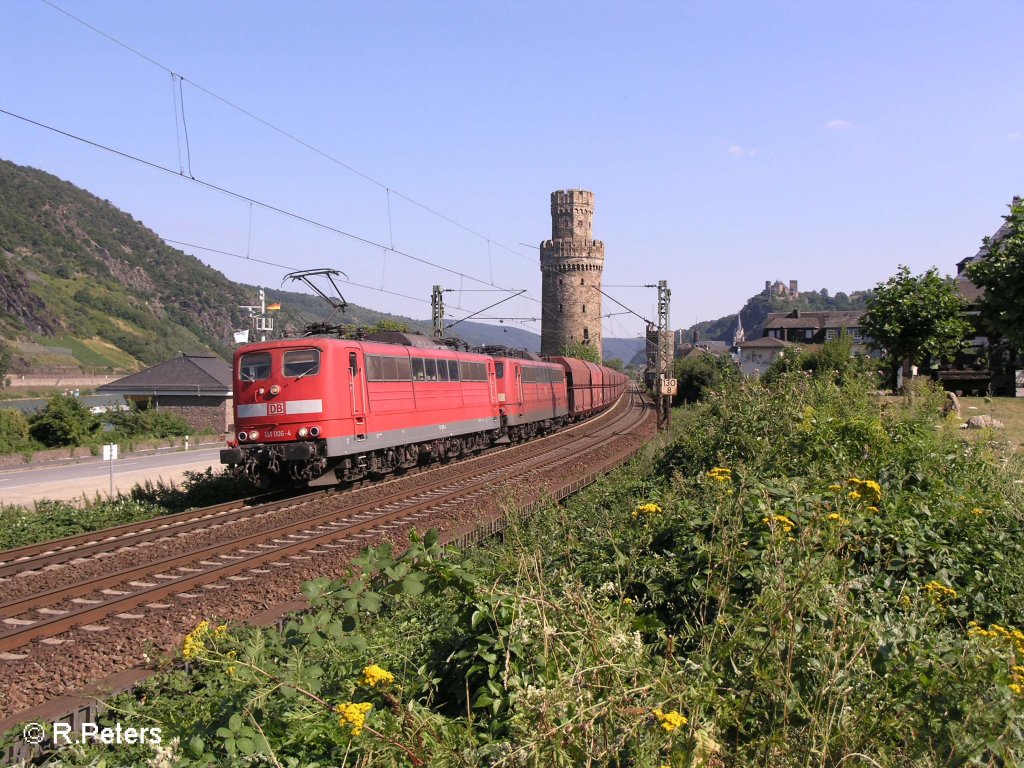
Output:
left=309, top=426, right=321, bottom=438
left=269, top=384, right=281, bottom=396
left=237, top=431, right=248, bottom=442
left=249, top=430, right=260, bottom=441
left=298, top=427, right=308, bottom=438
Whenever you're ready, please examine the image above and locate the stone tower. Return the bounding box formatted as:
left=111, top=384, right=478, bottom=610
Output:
left=540, top=189, right=605, bottom=359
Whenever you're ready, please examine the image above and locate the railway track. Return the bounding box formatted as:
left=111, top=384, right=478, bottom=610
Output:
left=0, top=386, right=649, bottom=659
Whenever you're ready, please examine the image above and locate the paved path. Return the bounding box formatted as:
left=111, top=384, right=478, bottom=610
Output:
left=0, top=446, right=224, bottom=509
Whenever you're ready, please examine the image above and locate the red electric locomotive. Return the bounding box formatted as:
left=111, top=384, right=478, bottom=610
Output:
left=221, top=333, right=500, bottom=487
left=485, top=349, right=569, bottom=442
left=221, top=331, right=630, bottom=488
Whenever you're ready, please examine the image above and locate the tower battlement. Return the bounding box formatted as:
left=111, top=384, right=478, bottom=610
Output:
left=540, top=189, right=605, bottom=359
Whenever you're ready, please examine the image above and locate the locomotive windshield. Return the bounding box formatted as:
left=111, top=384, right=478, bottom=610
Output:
left=284, top=349, right=320, bottom=378
left=239, top=352, right=271, bottom=381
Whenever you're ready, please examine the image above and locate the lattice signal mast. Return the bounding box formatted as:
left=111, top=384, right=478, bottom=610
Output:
left=656, top=279, right=672, bottom=429
left=432, top=285, right=445, bottom=339
left=239, top=287, right=274, bottom=342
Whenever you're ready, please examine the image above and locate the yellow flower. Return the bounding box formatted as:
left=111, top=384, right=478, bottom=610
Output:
left=213, top=623, right=229, bottom=639
left=182, top=620, right=211, bottom=660
left=335, top=702, right=373, bottom=736
left=860, top=479, right=882, bottom=502
left=652, top=708, right=688, bottom=733
left=827, top=484, right=842, bottom=491
left=847, top=490, right=861, bottom=501
left=923, top=580, right=957, bottom=603
left=762, top=514, right=795, bottom=535
left=623, top=597, right=633, bottom=605
left=359, top=664, right=395, bottom=688
left=706, top=467, right=732, bottom=484
left=632, top=502, right=663, bottom=519
left=971, top=507, right=985, bottom=516
left=1010, top=683, right=1023, bottom=695
left=865, top=506, right=879, bottom=513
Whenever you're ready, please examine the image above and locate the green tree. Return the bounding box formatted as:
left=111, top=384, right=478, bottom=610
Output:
left=860, top=266, right=971, bottom=388
left=108, top=403, right=191, bottom=439
left=762, top=335, right=876, bottom=387
left=671, top=352, right=740, bottom=403
left=28, top=395, right=101, bottom=447
left=557, top=341, right=600, bottom=363
left=0, top=408, right=32, bottom=453
left=367, top=318, right=411, bottom=334
left=966, top=201, right=1024, bottom=347
left=604, top=358, right=624, bottom=371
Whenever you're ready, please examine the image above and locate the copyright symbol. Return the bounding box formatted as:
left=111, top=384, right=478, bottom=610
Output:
left=22, top=722, right=46, bottom=745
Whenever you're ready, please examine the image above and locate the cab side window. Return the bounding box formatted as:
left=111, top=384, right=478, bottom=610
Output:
left=239, top=352, right=271, bottom=381
left=283, top=349, right=320, bottom=378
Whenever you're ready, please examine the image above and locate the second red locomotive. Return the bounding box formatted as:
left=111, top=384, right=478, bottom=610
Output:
left=220, top=332, right=628, bottom=487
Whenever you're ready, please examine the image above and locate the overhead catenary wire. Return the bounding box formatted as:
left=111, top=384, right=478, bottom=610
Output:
left=0, top=107, right=518, bottom=295
left=34, top=0, right=649, bottom=339
left=26, top=2, right=651, bottom=342
left=37, top=0, right=536, bottom=265
left=164, top=238, right=430, bottom=305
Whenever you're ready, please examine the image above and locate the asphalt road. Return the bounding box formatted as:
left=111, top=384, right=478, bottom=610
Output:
left=0, top=446, right=224, bottom=509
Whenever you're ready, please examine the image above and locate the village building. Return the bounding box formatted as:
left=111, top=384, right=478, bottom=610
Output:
left=96, top=353, right=233, bottom=433
left=737, top=336, right=796, bottom=377
left=940, top=196, right=1022, bottom=396
left=762, top=309, right=869, bottom=350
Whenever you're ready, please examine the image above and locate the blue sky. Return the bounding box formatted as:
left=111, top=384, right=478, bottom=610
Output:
left=2, top=0, right=1021, bottom=340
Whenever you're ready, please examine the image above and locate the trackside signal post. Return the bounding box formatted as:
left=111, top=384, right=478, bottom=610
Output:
left=238, top=287, right=275, bottom=343
left=432, top=285, right=445, bottom=338
left=656, top=279, right=673, bottom=430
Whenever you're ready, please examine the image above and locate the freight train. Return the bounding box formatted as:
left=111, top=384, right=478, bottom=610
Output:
left=220, top=331, right=628, bottom=488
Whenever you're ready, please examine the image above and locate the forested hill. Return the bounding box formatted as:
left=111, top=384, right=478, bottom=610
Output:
left=0, top=159, right=564, bottom=374
left=682, top=285, right=872, bottom=344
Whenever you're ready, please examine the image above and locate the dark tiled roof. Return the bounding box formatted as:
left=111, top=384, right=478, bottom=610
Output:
left=956, top=196, right=1020, bottom=273
left=955, top=274, right=984, bottom=303
left=97, top=354, right=232, bottom=395
left=740, top=337, right=795, bottom=349
left=763, top=310, right=863, bottom=330
left=679, top=341, right=731, bottom=358
left=954, top=196, right=1021, bottom=303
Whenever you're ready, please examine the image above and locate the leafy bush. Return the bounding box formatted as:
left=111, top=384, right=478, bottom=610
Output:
left=762, top=334, right=878, bottom=386
left=671, top=351, right=740, bottom=403
left=27, top=394, right=100, bottom=447
left=108, top=404, right=191, bottom=439
left=8, top=374, right=1022, bottom=766
left=0, top=408, right=35, bottom=453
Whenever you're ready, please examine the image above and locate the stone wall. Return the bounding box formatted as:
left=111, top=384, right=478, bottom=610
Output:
left=7, top=375, right=122, bottom=389
left=539, top=189, right=605, bottom=359
left=129, top=395, right=232, bottom=433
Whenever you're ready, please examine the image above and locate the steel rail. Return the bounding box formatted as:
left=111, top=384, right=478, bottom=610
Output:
left=0, top=392, right=645, bottom=653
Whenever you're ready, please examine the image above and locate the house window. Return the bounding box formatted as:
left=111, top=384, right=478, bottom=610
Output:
left=852, top=329, right=863, bottom=341
left=826, top=329, right=836, bottom=341
left=582, top=304, right=586, bottom=313
left=804, top=329, right=813, bottom=340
